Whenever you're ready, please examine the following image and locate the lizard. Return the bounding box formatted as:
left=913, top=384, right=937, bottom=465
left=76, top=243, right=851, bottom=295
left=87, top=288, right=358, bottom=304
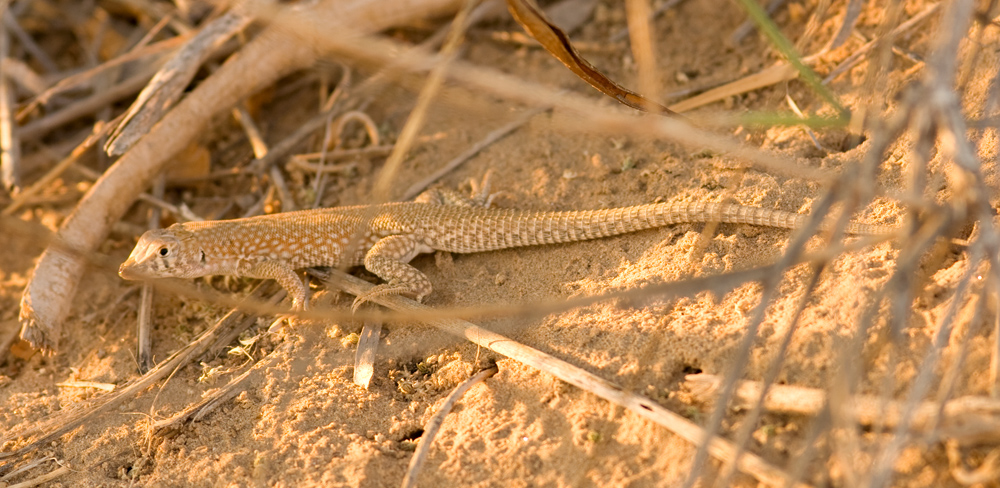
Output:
left=118, top=192, right=894, bottom=312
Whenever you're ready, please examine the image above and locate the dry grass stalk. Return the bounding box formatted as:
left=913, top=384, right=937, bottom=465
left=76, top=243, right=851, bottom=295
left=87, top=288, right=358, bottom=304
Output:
left=5, top=465, right=70, bottom=488
left=401, top=363, right=499, bottom=488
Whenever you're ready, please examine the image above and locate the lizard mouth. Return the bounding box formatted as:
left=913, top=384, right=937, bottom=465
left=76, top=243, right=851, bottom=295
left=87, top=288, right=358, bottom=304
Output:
left=119, top=261, right=143, bottom=280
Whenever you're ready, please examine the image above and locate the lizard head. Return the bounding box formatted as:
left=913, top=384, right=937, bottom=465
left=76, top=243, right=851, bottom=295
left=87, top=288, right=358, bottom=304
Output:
left=119, top=226, right=210, bottom=281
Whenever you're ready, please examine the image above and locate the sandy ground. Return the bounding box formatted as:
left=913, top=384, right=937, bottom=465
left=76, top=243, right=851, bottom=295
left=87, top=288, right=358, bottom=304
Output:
left=1, top=0, right=994, bottom=486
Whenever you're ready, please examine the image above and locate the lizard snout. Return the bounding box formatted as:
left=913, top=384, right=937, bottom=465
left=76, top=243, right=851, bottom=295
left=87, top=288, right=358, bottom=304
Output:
left=119, top=261, right=137, bottom=280
left=119, top=257, right=147, bottom=280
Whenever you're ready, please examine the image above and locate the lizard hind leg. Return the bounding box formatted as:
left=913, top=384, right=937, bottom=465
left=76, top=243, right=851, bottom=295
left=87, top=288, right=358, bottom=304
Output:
left=352, top=234, right=434, bottom=312
left=414, top=170, right=495, bottom=208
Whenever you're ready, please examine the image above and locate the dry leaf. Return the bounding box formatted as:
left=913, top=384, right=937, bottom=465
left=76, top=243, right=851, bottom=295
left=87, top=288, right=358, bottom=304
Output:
left=505, top=0, right=680, bottom=117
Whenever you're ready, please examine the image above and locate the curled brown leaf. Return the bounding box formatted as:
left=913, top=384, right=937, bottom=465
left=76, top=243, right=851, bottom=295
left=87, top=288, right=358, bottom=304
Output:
left=505, top=0, right=681, bottom=117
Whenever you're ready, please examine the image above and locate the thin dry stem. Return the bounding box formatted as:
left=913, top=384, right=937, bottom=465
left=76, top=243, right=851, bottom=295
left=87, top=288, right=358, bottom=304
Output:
left=401, top=363, right=499, bottom=488
left=323, top=268, right=810, bottom=488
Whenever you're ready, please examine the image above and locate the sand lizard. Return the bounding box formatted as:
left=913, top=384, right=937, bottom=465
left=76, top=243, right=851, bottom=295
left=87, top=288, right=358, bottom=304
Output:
left=119, top=195, right=892, bottom=311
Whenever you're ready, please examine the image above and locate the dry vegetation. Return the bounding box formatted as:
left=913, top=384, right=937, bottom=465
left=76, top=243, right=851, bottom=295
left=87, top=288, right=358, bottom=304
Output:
left=1, top=0, right=998, bottom=486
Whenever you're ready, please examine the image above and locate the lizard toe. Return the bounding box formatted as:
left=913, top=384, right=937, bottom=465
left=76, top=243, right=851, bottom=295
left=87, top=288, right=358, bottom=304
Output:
left=351, top=284, right=417, bottom=312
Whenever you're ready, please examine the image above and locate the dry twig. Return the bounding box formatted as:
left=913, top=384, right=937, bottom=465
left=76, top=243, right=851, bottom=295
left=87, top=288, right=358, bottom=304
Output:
left=322, top=268, right=810, bottom=488
left=401, top=363, right=499, bottom=488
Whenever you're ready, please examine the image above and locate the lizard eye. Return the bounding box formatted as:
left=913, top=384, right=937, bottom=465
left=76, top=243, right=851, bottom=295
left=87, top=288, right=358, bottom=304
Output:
left=159, top=247, right=169, bottom=257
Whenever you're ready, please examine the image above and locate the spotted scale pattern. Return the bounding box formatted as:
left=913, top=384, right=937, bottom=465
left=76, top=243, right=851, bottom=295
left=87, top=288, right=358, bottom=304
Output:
left=120, top=200, right=893, bottom=310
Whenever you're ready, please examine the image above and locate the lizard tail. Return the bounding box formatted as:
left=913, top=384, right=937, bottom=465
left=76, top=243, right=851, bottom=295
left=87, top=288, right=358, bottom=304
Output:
left=434, top=201, right=891, bottom=253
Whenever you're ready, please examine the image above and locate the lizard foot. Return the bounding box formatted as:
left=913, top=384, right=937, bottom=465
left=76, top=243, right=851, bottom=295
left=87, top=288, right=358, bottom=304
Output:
left=19, top=291, right=60, bottom=355
left=351, top=284, right=421, bottom=313
left=274, top=296, right=309, bottom=330
left=413, top=170, right=495, bottom=208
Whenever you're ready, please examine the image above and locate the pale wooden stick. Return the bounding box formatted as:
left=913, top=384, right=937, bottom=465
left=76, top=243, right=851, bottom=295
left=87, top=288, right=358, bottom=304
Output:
left=6, top=466, right=70, bottom=488
left=55, top=381, right=116, bottom=391
left=0, top=456, right=56, bottom=483
left=686, top=373, right=1000, bottom=445
left=287, top=159, right=357, bottom=174
left=610, top=0, right=681, bottom=42
left=668, top=63, right=799, bottom=113
left=624, top=0, right=660, bottom=106
left=0, top=15, right=21, bottom=193
left=353, top=320, right=382, bottom=388
left=106, top=11, right=252, bottom=155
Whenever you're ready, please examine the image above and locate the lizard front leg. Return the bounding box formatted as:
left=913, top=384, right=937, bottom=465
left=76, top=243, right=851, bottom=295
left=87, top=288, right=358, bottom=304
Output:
left=352, top=234, right=433, bottom=311
left=246, top=261, right=310, bottom=310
